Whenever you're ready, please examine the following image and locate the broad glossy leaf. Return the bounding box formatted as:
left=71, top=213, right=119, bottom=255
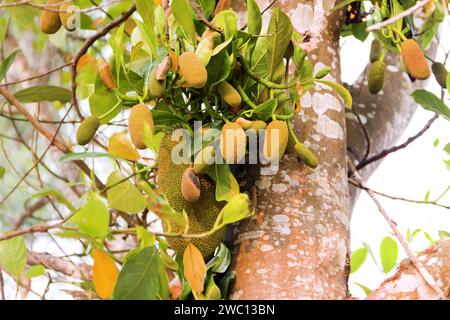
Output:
left=183, top=242, right=207, bottom=294
left=136, top=0, right=155, bottom=27
left=0, top=49, right=19, bottom=83
left=0, top=236, right=27, bottom=280
left=70, top=192, right=109, bottom=239
left=253, top=98, right=278, bottom=121
left=206, top=243, right=231, bottom=273
left=212, top=10, right=237, bottom=40
left=25, top=265, right=45, bottom=278
left=247, top=0, right=262, bottom=35
left=106, top=170, right=146, bottom=214
left=93, top=249, right=119, bottom=299
left=108, top=132, right=141, bottom=161
left=412, top=89, right=450, bottom=121
left=206, top=50, right=232, bottom=90
left=205, top=276, right=221, bottom=300
left=206, top=163, right=239, bottom=202
left=89, top=92, right=122, bottom=124
left=0, top=166, right=5, bottom=180
left=218, top=193, right=252, bottom=226
left=134, top=19, right=158, bottom=58
left=14, top=85, right=72, bottom=103
left=60, top=152, right=120, bottom=162
left=380, top=237, right=398, bottom=274
left=350, top=247, right=367, bottom=273
left=266, top=9, right=292, bottom=80
left=171, top=0, right=196, bottom=44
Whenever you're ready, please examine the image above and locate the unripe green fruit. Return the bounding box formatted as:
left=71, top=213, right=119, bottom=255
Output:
left=148, top=68, right=165, bottom=98
left=368, top=60, right=385, bottom=94
left=432, top=62, right=448, bottom=89
left=178, top=52, right=208, bottom=88
left=181, top=167, right=201, bottom=202
left=401, top=39, right=430, bottom=80
left=217, top=81, right=241, bottom=109
left=263, top=120, right=288, bottom=161
left=59, top=1, right=76, bottom=32
left=220, top=122, right=247, bottom=164
left=128, top=104, right=154, bottom=150
left=193, top=146, right=216, bottom=174
left=294, top=143, right=318, bottom=168
left=76, top=116, right=100, bottom=146
left=40, top=0, right=62, bottom=34
left=369, top=39, right=383, bottom=63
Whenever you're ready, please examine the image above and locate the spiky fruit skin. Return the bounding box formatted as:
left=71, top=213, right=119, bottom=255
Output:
left=220, top=122, right=247, bottom=164
left=128, top=104, right=154, bottom=150
left=108, top=132, right=140, bottom=161
left=432, top=62, right=447, bottom=88
left=178, top=52, right=208, bottom=88
left=181, top=167, right=201, bottom=202
left=263, top=120, right=288, bottom=161
left=98, top=61, right=117, bottom=90
left=370, top=39, right=382, bottom=63
left=368, top=60, right=385, bottom=94
left=59, top=2, right=76, bottom=31
left=40, top=0, right=62, bottom=34
left=148, top=69, right=165, bottom=98
left=217, top=81, right=242, bottom=109
left=294, top=143, right=318, bottom=168
left=158, top=134, right=226, bottom=258
left=76, top=116, right=100, bottom=146
left=401, top=39, right=430, bottom=80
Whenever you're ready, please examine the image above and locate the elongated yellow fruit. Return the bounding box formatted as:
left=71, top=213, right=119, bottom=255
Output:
left=220, top=122, right=247, bottom=164
left=128, top=104, right=154, bottom=150
left=40, top=0, right=62, bottom=34
left=76, top=116, right=100, bottom=146
left=400, top=39, right=430, bottom=80
left=217, top=81, right=242, bottom=109
left=98, top=61, right=117, bottom=90
left=178, top=52, right=208, bottom=88
left=263, top=120, right=288, bottom=161
left=368, top=60, right=385, bottom=94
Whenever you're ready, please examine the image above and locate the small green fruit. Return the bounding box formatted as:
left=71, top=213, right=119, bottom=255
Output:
left=76, top=116, right=100, bottom=146
left=294, top=143, right=318, bottom=168
left=432, top=62, right=448, bottom=89
left=369, top=39, right=383, bottom=63
left=368, top=60, right=385, bottom=94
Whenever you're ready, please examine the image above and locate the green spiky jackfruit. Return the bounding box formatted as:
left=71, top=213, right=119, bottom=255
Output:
left=368, top=60, right=385, bottom=94
left=369, top=39, right=383, bottom=63
left=76, top=116, right=100, bottom=146
left=148, top=68, right=165, bottom=98
left=158, top=133, right=226, bottom=258
left=432, top=62, right=448, bottom=89
left=40, top=0, right=62, bottom=34
left=294, top=143, right=318, bottom=168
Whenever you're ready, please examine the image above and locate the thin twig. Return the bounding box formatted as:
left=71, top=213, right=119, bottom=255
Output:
left=352, top=108, right=371, bottom=162
left=189, top=0, right=223, bottom=34
left=0, top=62, right=72, bottom=87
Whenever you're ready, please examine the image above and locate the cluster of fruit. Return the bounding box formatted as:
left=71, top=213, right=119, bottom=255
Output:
left=40, top=0, right=76, bottom=34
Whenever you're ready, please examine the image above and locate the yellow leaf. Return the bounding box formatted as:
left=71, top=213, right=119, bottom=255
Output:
left=92, top=249, right=119, bottom=299
left=183, top=243, right=206, bottom=294
left=108, top=132, right=140, bottom=161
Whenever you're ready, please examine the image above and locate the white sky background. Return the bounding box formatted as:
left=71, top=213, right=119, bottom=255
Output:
left=341, top=25, right=450, bottom=296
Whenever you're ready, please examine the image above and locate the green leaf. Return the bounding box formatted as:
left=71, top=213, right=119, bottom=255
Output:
left=424, top=190, right=430, bottom=202
left=418, top=2, right=445, bottom=49
left=247, top=0, right=262, bottom=35
left=152, top=109, right=188, bottom=127
left=0, top=166, right=5, bottom=180
left=438, top=230, right=450, bottom=239
left=60, top=152, right=120, bottom=162
left=113, top=247, right=169, bottom=300
left=32, top=188, right=76, bottom=212
left=329, top=0, right=364, bottom=13
left=106, top=170, right=146, bottom=214
left=266, top=8, right=292, bottom=80
left=316, top=79, right=353, bottom=109
left=143, top=124, right=164, bottom=154
left=212, top=10, right=238, bottom=40
left=315, top=66, right=332, bottom=79
left=26, top=265, right=45, bottom=278
left=136, top=226, right=155, bottom=248
left=206, top=163, right=240, bottom=202
left=0, top=236, right=27, bottom=280
left=134, top=19, right=158, bottom=58
left=443, top=142, right=450, bottom=154
left=380, top=237, right=398, bottom=274
left=14, top=85, right=72, bottom=103
left=218, top=193, right=252, bottom=226
left=354, top=282, right=372, bottom=296
left=412, top=89, right=450, bottom=121
left=70, top=192, right=109, bottom=239
left=136, top=0, right=155, bottom=27
left=0, top=49, right=19, bottom=83
left=89, top=91, right=122, bottom=124
left=112, top=23, right=125, bottom=87
left=206, top=243, right=231, bottom=273
left=171, top=0, right=196, bottom=45
left=205, top=276, right=221, bottom=300
left=253, top=98, right=278, bottom=121
left=206, top=50, right=232, bottom=91
left=350, top=247, right=367, bottom=274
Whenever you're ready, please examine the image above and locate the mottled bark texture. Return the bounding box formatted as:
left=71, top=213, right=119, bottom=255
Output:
left=368, top=239, right=450, bottom=300
left=229, top=1, right=350, bottom=299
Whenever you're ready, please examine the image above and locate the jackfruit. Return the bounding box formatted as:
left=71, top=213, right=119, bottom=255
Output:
left=193, top=146, right=216, bottom=175
left=401, top=39, right=430, bottom=80
left=76, top=116, right=100, bottom=146
left=98, top=61, right=117, bottom=90
left=59, top=1, right=76, bottom=32
left=235, top=117, right=253, bottom=130
left=432, top=62, right=447, bottom=88
left=294, top=143, right=318, bottom=168
left=219, top=122, right=247, bottom=164
left=148, top=68, right=165, bottom=98
left=181, top=167, right=201, bottom=202
left=263, top=120, right=288, bottom=161
left=128, top=104, right=154, bottom=150
left=217, top=81, right=242, bottom=109
left=40, top=0, right=62, bottom=34
left=108, top=132, right=140, bottom=161
left=248, top=120, right=267, bottom=132
left=178, top=52, right=208, bottom=88
left=369, top=39, right=382, bottom=63
left=158, top=133, right=226, bottom=258
left=368, top=60, right=385, bottom=94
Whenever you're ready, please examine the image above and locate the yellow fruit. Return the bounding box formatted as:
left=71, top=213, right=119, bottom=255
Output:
left=248, top=120, right=267, bottom=132
left=217, top=81, right=242, bottom=109
left=235, top=117, right=253, bottom=130
left=128, top=104, right=154, bottom=150
left=148, top=68, right=165, bottom=98
left=368, top=60, right=385, bottom=94
left=59, top=1, right=76, bottom=32
left=401, top=39, right=430, bottom=80
left=181, top=167, right=201, bottom=202
left=158, top=133, right=226, bottom=258
left=40, top=0, right=62, bottom=34
left=432, top=62, right=447, bottom=89
left=263, top=120, right=288, bottom=161
left=76, top=116, right=100, bottom=146
left=219, top=122, right=247, bottom=164
left=193, top=146, right=216, bottom=174
left=294, top=143, right=318, bottom=168
left=178, top=52, right=208, bottom=88
left=369, top=39, right=382, bottom=63
left=108, top=132, right=140, bottom=161
left=98, top=61, right=117, bottom=90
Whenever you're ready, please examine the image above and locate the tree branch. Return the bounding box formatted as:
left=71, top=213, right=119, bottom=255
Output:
left=28, top=252, right=92, bottom=280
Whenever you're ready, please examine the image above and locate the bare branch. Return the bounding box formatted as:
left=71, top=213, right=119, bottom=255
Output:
left=0, top=62, right=71, bottom=88
left=28, top=252, right=91, bottom=280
